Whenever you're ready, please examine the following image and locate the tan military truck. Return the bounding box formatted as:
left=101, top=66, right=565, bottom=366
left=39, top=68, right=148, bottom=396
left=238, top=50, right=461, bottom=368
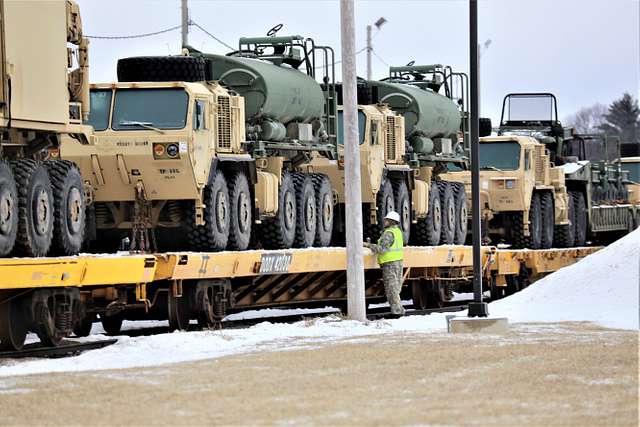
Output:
left=619, top=156, right=640, bottom=228
left=0, top=0, right=91, bottom=257
left=442, top=135, right=572, bottom=249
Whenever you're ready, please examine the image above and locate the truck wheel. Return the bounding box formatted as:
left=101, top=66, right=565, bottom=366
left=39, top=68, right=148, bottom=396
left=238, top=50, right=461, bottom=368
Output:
left=554, top=191, right=575, bottom=247
left=529, top=193, right=543, bottom=249
left=392, top=179, right=411, bottom=244
left=227, top=172, right=252, bottom=250
left=45, top=161, right=85, bottom=255
left=365, top=179, right=395, bottom=241
left=437, top=181, right=455, bottom=245
left=100, top=314, right=123, bottom=335
left=452, top=182, right=468, bottom=245
left=540, top=192, right=554, bottom=249
left=11, top=160, right=54, bottom=257
left=117, top=56, right=206, bottom=82
left=312, top=174, right=333, bottom=247
left=573, top=192, right=587, bottom=246
left=412, top=184, right=441, bottom=246
left=0, top=161, right=18, bottom=256
left=292, top=173, right=317, bottom=248
left=188, top=172, right=230, bottom=251
left=260, top=171, right=296, bottom=249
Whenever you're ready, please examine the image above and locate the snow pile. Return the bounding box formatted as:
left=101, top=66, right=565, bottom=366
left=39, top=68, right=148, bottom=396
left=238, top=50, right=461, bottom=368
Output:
left=490, top=228, right=640, bottom=330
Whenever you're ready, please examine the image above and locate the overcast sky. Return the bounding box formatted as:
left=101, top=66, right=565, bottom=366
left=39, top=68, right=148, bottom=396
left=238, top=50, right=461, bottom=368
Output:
left=78, top=0, right=639, bottom=124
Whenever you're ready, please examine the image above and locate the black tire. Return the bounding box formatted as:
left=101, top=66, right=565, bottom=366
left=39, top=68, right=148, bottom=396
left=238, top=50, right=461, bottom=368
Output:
left=451, top=182, right=468, bottom=245
left=292, top=173, right=317, bottom=248
left=412, top=183, right=441, bottom=246
left=507, top=193, right=542, bottom=249
left=260, top=171, right=296, bottom=249
left=573, top=192, right=588, bottom=246
left=0, top=298, right=27, bottom=351
left=100, top=314, right=123, bottom=335
left=554, top=191, right=576, bottom=248
left=365, top=178, right=395, bottom=242
left=11, top=160, right=54, bottom=257
left=73, top=314, right=94, bottom=337
left=392, top=179, right=410, bottom=245
left=117, top=56, right=206, bottom=83
left=227, top=172, right=252, bottom=250
left=437, top=181, right=455, bottom=245
left=540, top=192, right=554, bottom=249
left=187, top=172, right=230, bottom=251
left=528, top=193, right=543, bottom=249
left=312, top=174, right=333, bottom=247
left=0, top=161, right=18, bottom=256
left=45, top=161, right=85, bottom=255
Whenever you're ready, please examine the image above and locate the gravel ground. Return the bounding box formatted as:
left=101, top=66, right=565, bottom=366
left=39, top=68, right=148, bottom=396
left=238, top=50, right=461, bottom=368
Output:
left=0, top=322, right=637, bottom=426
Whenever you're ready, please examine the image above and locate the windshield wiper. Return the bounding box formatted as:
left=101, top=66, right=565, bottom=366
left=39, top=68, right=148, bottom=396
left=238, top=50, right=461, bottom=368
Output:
left=480, top=166, right=502, bottom=171
left=118, top=120, right=165, bottom=134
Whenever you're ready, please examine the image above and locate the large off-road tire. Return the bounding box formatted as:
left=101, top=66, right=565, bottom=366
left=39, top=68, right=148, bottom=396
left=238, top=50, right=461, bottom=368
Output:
left=412, top=184, right=441, bottom=246
left=260, top=171, right=296, bottom=249
left=573, top=192, right=588, bottom=246
left=540, top=192, right=555, bottom=249
left=554, top=191, right=576, bottom=248
left=0, top=298, right=27, bottom=351
left=45, top=161, right=85, bottom=255
left=292, top=173, right=317, bottom=248
left=0, top=161, right=18, bottom=256
left=311, top=174, right=333, bottom=247
left=227, top=171, right=252, bottom=250
left=507, top=193, right=542, bottom=249
left=392, top=179, right=410, bottom=245
left=365, top=178, right=395, bottom=242
left=437, top=181, right=455, bottom=245
left=11, top=160, right=54, bottom=257
left=451, top=182, right=468, bottom=245
left=187, top=172, right=230, bottom=251
left=100, top=314, right=123, bottom=335
left=117, top=56, right=207, bottom=83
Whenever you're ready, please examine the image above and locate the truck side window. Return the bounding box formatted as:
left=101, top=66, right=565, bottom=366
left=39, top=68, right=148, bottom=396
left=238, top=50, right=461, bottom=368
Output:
left=524, top=150, right=531, bottom=170
left=193, top=100, right=206, bottom=130
left=371, top=121, right=379, bottom=145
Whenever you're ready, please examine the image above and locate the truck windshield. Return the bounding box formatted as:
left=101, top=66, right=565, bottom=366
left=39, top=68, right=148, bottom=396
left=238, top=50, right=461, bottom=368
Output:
left=112, top=88, right=189, bottom=131
left=337, top=111, right=366, bottom=145
left=503, top=94, right=556, bottom=123
left=479, top=141, right=520, bottom=171
left=86, top=89, right=112, bottom=131
left=623, top=162, right=640, bottom=183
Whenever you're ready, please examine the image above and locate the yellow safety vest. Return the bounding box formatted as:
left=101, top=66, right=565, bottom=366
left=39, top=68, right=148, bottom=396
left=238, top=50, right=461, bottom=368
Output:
left=377, top=226, right=404, bottom=265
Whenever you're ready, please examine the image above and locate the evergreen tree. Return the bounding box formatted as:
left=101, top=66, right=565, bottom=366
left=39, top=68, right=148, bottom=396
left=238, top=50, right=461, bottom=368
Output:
left=598, top=93, right=640, bottom=143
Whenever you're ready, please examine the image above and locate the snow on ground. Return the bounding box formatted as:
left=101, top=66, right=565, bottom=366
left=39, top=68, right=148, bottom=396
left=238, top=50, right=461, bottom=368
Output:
left=0, top=231, right=637, bottom=377
left=490, top=228, right=639, bottom=330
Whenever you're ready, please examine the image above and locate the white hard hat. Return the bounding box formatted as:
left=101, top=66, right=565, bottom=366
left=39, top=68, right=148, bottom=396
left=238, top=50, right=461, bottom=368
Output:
left=384, top=211, right=400, bottom=223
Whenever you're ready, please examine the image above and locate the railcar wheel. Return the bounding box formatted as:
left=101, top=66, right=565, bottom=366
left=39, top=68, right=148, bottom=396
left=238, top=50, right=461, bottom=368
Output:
left=168, top=292, right=191, bottom=332
left=292, top=173, right=317, bottom=248
left=0, top=298, right=27, bottom=351
left=452, top=182, right=468, bottom=245
left=260, top=171, right=297, bottom=249
left=312, top=174, right=333, bottom=247
left=100, top=314, right=124, bottom=335
left=540, top=192, right=555, bottom=249
left=0, top=162, right=18, bottom=256
left=392, top=179, right=411, bottom=244
left=437, top=181, right=455, bottom=245
left=227, top=171, right=252, bottom=250
left=11, top=160, right=54, bottom=256
left=73, top=314, right=94, bottom=337
left=411, top=281, right=428, bottom=310
left=45, top=161, right=85, bottom=255
left=412, top=184, right=441, bottom=246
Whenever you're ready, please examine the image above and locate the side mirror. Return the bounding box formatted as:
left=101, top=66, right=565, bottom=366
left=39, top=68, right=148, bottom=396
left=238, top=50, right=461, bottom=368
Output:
left=479, top=117, right=492, bottom=137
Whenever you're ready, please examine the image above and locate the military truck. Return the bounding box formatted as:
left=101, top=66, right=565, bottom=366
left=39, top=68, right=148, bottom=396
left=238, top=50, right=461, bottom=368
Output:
left=0, top=0, right=90, bottom=257
left=618, top=156, right=640, bottom=228
left=441, top=135, right=572, bottom=249
left=497, top=93, right=637, bottom=243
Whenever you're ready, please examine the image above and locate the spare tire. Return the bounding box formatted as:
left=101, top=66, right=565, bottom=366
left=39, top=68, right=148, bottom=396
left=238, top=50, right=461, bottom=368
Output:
left=117, top=56, right=207, bottom=83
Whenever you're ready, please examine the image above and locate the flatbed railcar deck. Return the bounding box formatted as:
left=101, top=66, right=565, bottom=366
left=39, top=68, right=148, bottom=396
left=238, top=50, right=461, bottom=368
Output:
left=0, top=245, right=600, bottom=350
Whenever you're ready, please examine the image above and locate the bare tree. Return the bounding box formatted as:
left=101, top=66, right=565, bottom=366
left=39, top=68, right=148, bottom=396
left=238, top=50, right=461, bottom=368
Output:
left=565, top=103, right=607, bottom=133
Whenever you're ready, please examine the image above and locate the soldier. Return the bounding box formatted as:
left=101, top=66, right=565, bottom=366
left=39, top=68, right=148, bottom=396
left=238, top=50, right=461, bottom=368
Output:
left=364, top=211, right=405, bottom=317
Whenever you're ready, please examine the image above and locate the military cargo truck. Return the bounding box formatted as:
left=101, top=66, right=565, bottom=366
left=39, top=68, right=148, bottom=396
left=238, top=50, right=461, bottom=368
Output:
left=619, top=156, right=640, bottom=228
left=0, top=0, right=90, bottom=256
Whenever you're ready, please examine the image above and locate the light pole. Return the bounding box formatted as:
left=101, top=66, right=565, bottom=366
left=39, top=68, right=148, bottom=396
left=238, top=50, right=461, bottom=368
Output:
left=366, top=17, right=387, bottom=80
left=478, top=39, right=491, bottom=115
left=181, top=0, right=189, bottom=48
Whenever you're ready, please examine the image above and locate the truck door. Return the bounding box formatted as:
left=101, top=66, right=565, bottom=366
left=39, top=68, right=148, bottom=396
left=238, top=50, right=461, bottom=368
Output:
left=192, top=97, right=211, bottom=186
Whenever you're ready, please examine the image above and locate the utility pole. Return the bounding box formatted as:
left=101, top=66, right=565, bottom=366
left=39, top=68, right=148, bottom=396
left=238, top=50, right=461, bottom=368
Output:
left=366, top=24, right=372, bottom=80
left=181, top=0, right=189, bottom=48
left=468, top=0, right=489, bottom=317
left=340, top=0, right=367, bottom=322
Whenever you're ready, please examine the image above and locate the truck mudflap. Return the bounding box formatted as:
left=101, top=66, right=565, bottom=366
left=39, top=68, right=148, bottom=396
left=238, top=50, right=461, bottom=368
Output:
left=590, top=204, right=633, bottom=233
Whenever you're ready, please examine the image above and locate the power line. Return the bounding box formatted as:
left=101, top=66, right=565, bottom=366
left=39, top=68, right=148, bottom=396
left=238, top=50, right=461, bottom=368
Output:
left=85, top=25, right=182, bottom=40
left=189, top=21, right=235, bottom=51
left=315, top=47, right=367, bottom=69
left=372, top=50, right=389, bottom=67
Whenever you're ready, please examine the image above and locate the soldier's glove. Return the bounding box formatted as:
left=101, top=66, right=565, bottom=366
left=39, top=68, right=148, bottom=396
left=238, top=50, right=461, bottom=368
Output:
left=363, top=238, right=372, bottom=248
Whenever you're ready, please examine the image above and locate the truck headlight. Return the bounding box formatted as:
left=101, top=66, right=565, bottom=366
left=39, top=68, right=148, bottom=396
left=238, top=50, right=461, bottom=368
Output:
left=506, top=179, right=515, bottom=189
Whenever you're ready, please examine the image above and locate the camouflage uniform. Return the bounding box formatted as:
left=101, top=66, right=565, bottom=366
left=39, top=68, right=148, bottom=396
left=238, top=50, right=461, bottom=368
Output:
left=365, top=229, right=405, bottom=315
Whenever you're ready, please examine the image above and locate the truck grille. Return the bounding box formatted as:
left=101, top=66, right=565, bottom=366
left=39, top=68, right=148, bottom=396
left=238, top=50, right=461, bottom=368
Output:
left=535, top=145, right=545, bottom=182
left=386, top=116, right=397, bottom=162
left=217, top=96, right=232, bottom=151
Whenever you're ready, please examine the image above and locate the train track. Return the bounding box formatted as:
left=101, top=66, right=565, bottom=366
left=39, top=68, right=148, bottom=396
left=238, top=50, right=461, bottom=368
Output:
left=0, top=339, right=118, bottom=359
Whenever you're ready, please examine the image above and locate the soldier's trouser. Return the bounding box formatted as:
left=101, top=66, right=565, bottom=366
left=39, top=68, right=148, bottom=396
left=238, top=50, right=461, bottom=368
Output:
left=382, top=260, right=405, bottom=315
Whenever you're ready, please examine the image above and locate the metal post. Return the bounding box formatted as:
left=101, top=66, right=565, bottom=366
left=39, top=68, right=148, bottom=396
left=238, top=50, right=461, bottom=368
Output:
left=340, top=0, right=367, bottom=322
left=468, top=0, right=489, bottom=317
left=366, top=24, right=372, bottom=80
left=181, top=0, right=189, bottom=48
left=477, top=43, right=481, bottom=116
